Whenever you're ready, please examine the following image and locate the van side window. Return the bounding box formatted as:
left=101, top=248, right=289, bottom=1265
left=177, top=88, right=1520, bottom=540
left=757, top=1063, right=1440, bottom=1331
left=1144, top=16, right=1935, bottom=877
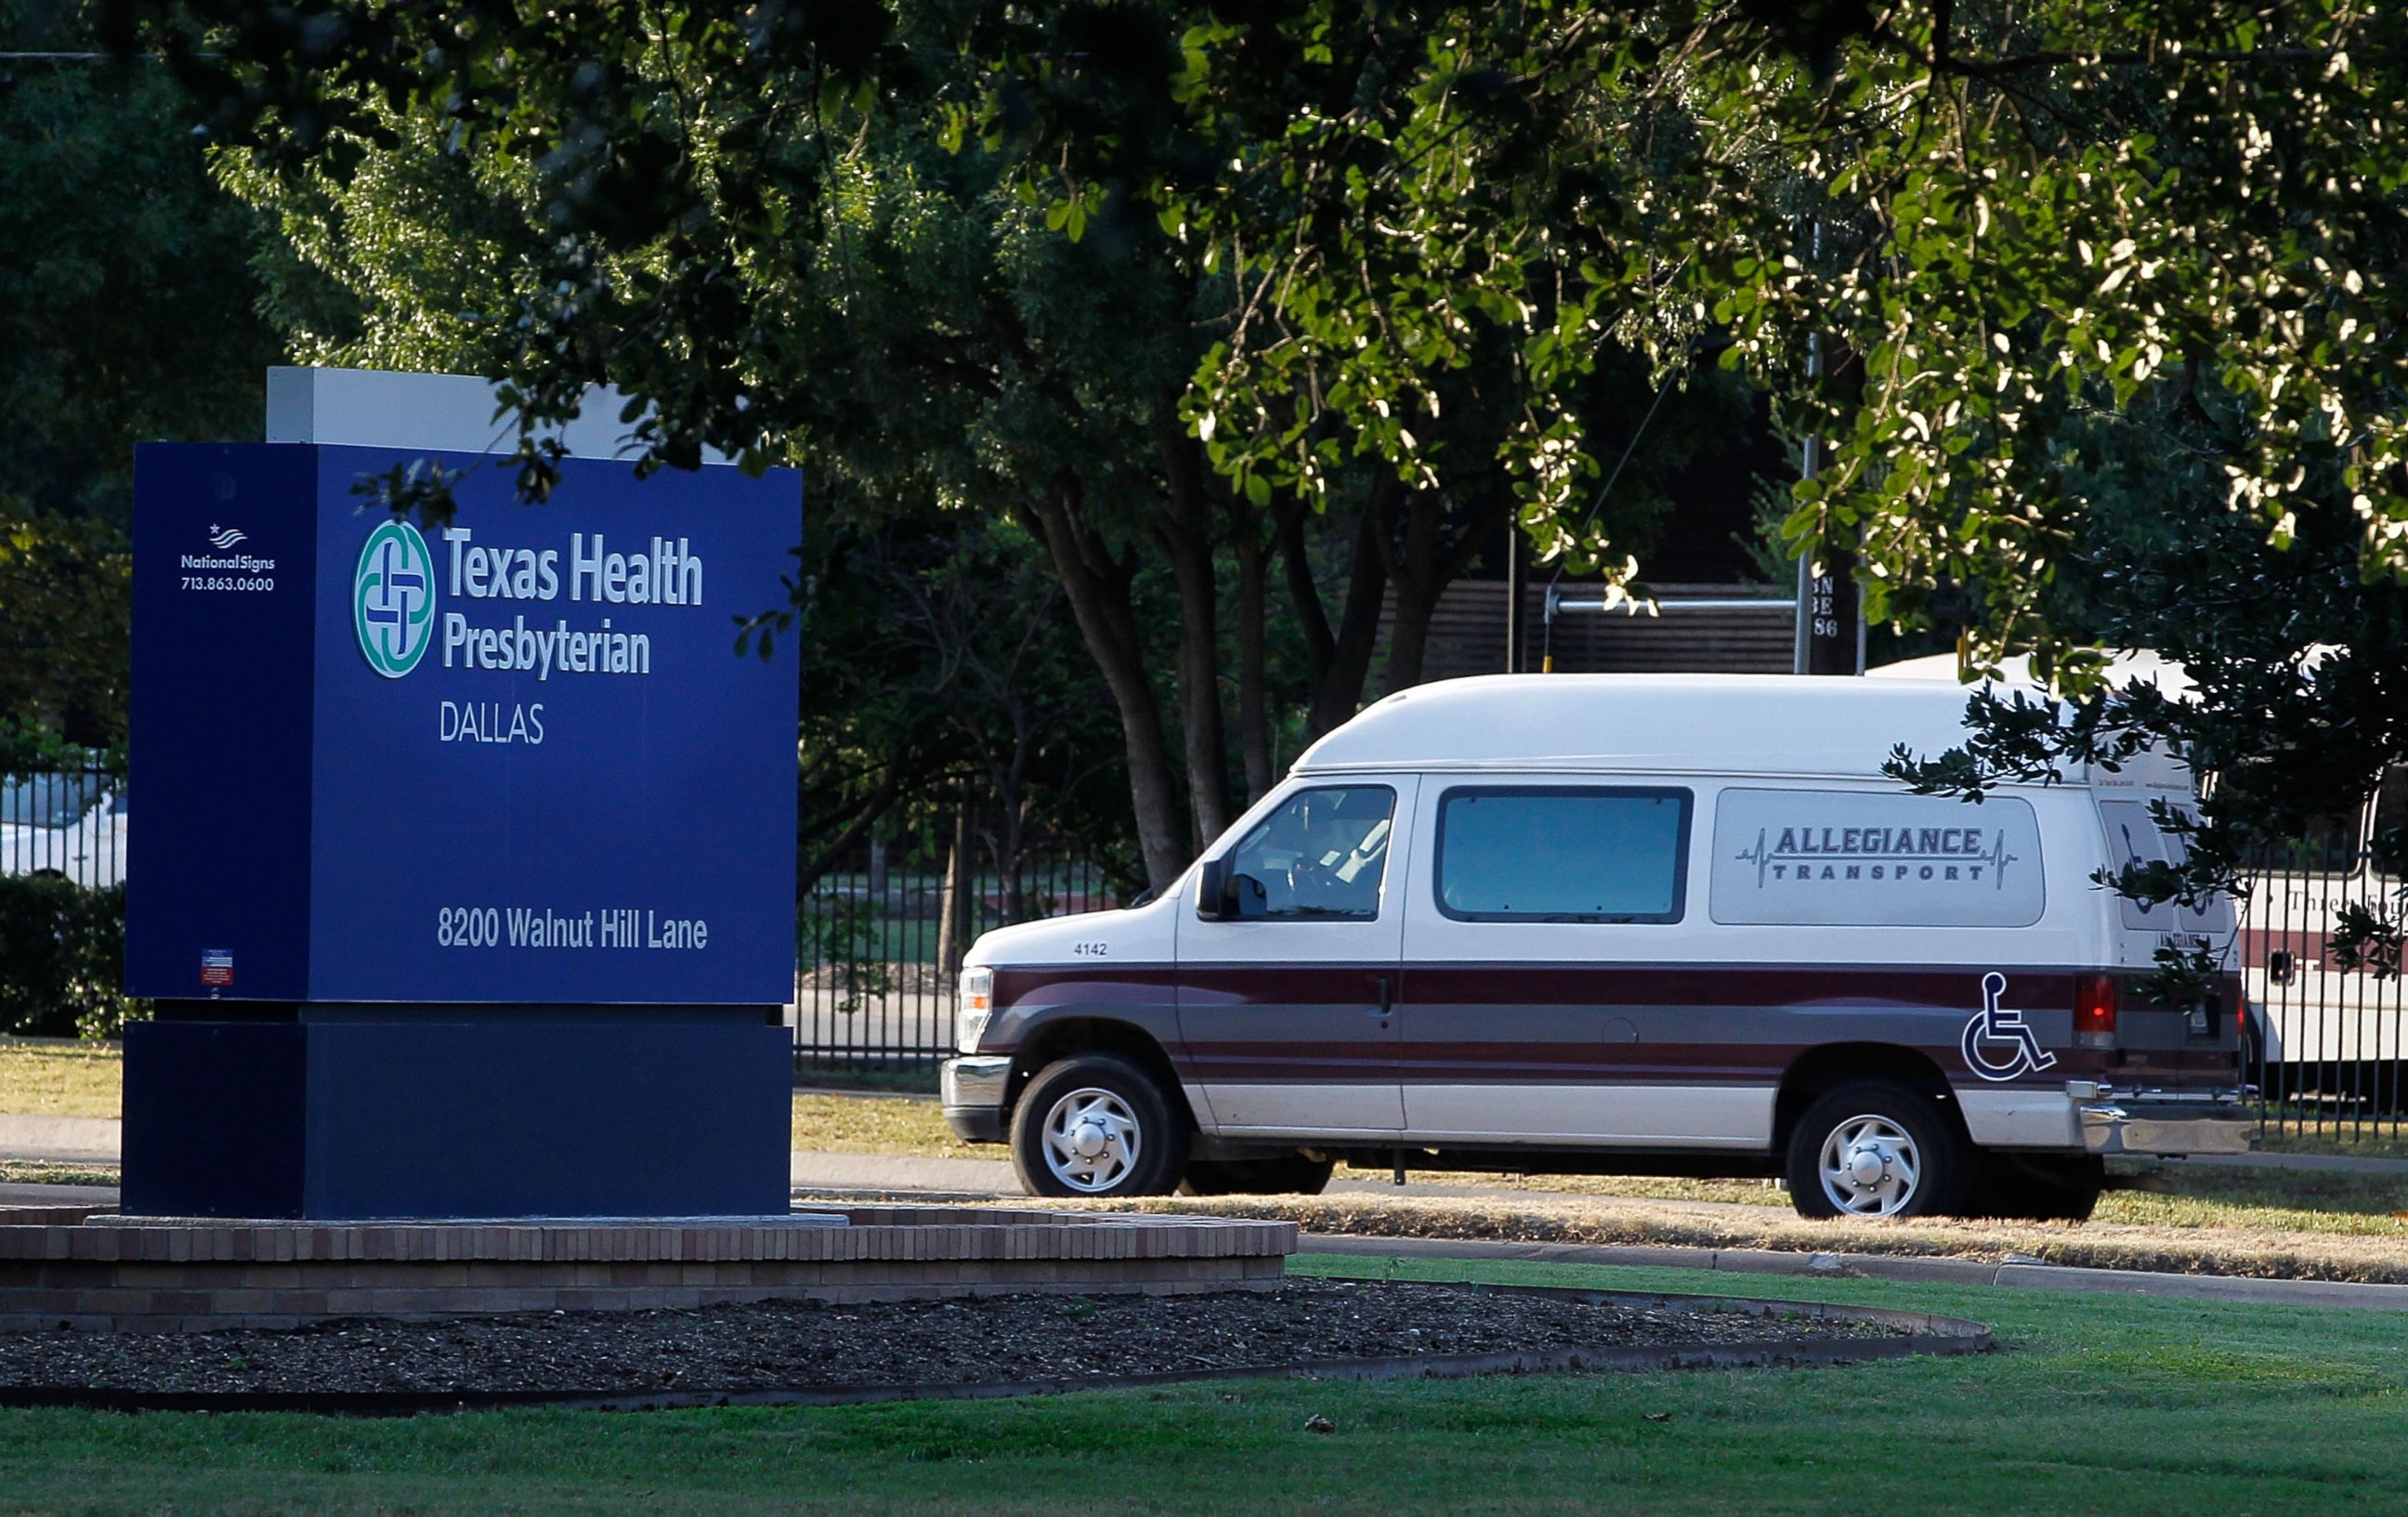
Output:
left=1225, top=786, right=1396, bottom=921
left=1434, top=788, right=1691, bottom=922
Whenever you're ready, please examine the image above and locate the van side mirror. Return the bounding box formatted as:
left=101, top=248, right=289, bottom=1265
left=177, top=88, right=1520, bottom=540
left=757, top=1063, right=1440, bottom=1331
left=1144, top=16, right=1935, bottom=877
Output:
left=1195, top=857, right=1234, bottom=921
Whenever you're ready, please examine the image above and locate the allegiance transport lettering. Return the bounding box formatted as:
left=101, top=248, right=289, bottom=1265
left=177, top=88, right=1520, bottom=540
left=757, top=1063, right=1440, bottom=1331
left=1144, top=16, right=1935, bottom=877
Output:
left=439, top=528, right=703, bottom=677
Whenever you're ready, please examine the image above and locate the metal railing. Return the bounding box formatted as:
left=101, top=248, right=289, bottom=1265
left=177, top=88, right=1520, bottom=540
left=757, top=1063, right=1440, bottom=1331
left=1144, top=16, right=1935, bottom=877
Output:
left=2240, top=840, right=2408, bottom=1146
left=15, top=749, right=2401, bottom=1141
left=791, top=834, right=1123, bottom=1068
left=0, top=765, right=125, bottom=891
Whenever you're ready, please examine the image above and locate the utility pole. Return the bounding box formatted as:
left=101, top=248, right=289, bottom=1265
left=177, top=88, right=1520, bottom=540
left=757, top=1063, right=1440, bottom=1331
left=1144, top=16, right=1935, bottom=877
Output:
left=1504, top=517, right=1524, bottom=673
left=1793, top=226, right=1862, bottom=676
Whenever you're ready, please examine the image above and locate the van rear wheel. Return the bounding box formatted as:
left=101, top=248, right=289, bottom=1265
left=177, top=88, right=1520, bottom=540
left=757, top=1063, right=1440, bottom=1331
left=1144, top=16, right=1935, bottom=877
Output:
left=1786, top=1080, right=1970, bottom=1220
left=1010, top=1053, right=1188, bottom=1199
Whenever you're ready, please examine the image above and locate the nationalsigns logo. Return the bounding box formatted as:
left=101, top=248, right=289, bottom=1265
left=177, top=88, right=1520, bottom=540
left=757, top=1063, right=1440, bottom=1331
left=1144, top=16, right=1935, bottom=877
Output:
left=355, top=520, right=437, bottom=677
left=205, top=525, right=247, bottom=549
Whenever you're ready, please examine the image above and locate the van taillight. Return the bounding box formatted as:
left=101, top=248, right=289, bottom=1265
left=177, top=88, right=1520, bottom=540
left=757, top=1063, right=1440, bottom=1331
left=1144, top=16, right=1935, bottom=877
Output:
left=2074, top=975, right=2117, bottom=1045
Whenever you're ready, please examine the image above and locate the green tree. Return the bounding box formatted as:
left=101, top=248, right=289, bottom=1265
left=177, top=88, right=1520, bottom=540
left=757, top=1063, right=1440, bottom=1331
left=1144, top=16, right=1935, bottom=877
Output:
left=970, top=0, right=2408, bottom=960
left=155, top=0, right=2408, bottom=948
left=0, top=0, right=279, bottom=740
left=197, top=9, right=1732, bottom=890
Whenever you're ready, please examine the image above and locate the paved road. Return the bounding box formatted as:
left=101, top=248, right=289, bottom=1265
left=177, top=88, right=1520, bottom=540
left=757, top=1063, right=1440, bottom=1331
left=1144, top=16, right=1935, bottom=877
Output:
left=0, top=1116, right=117, bottom=1164
left=0, top=1182, right=116, bottom=1211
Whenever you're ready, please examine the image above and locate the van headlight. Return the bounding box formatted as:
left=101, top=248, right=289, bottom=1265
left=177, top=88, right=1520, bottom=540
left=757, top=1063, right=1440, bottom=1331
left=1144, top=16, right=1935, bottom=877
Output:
left=955, top=966, right=995, bottom=1053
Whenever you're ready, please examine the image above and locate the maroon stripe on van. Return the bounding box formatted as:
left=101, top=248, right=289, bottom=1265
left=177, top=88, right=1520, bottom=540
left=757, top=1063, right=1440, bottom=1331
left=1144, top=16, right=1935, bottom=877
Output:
left=988, top=960, right=2232, bottom=1090
left=1392, top=1042, right=1796, bottom=1083
left=990, top=965, right=1177, bottom=1010
left=996, top=960, right=2093, bottom=1008
left=1175, top=963, right=1395, bottom=1004
left=1403, top=963, right=2082, bottom=1009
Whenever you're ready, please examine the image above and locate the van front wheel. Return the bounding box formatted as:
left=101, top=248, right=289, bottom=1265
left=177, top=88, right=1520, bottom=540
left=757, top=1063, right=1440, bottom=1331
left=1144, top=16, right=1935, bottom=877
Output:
left=1011, top=1053, right=1189, bottom=1198
left=1786, top=1080, right=1970, bottom=1220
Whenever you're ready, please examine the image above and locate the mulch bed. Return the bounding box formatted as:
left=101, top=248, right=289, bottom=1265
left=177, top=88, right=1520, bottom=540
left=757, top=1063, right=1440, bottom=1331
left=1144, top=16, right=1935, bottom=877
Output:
left=0, top=1281, right=1910, bottom=1398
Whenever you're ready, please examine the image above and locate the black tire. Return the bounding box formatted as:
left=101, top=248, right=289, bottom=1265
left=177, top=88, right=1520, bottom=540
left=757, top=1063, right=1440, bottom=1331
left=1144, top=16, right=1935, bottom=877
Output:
left=1786, top=1079, right=1971, bottom=1220
left=1970, top=1154, right=2104, bottom=1223
left=1009, top=1053, right=1189, bottom=1199
left=1178, top=1155, right=1337, bottom=1197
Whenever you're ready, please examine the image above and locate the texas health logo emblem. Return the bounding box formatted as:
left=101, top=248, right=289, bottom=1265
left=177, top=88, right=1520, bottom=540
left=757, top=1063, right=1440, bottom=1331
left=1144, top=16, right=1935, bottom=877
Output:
left=354, top=519, right=437, bottom=677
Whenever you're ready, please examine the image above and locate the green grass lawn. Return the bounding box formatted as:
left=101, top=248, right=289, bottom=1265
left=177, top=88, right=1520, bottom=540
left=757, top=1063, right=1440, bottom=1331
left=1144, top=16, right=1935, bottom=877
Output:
left=2260, top=1126, right=2408, bottom=1160
left=0, top=1254, right=2401, bottom=1515
left=0, top=1041, right=969, bottom=1157
left=0, top=1040, right=120, bottom=1119
left=791, top=1092, right=981, bottom=1157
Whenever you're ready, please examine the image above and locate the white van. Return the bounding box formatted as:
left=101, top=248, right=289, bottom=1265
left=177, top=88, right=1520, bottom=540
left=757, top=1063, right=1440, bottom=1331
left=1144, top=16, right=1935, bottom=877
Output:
left=0, top=771, right=127, bottom=888
left=942, top=674, right=2251, bottom=1220
left=2240, top=768, right=2407, bottom=1104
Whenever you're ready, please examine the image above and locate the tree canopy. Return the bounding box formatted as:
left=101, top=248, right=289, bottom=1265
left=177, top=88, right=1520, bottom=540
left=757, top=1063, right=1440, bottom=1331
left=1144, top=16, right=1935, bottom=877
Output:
left=0, top=0, right=278, bottom=740
left=136, top=0, right=2408, bottom=947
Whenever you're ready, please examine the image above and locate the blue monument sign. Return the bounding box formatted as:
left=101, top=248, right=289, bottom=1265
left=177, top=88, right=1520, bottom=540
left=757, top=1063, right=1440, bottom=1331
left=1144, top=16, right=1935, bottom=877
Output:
left=123, top=373, right=801, bottom=1219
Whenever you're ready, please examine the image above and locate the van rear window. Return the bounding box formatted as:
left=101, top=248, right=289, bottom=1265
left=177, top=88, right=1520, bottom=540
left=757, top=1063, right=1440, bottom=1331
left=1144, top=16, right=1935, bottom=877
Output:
left=2097, top=798, right=2235, bottom=935
left=1434, top=788, right=1690, bottom=922
left=1708, top=788, right=2046, bottom=927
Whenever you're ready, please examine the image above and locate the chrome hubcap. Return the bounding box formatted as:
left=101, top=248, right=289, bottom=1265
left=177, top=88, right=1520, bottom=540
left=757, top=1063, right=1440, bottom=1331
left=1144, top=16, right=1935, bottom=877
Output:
left=1818, top=1114, right=1922, bottom=1216
left=1040, top=1087, right=1142, bottom=1193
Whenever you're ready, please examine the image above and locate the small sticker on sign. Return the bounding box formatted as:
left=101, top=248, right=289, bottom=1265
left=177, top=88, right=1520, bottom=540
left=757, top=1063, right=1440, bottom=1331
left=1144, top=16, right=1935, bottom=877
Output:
left=200, top=948, right=234, bottom=987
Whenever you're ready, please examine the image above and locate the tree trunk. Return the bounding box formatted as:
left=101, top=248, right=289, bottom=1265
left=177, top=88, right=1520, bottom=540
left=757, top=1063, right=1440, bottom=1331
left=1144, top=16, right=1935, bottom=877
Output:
left=1018, top=474, right=1190, bottom=892
left=1228, top=494, right=1276, bottom=803
left=1276, top=501, right=1332, bottom=694
left=1300, top=472, right=1405, bottom=739
left=996, top=703, right=1035, bottom=922
left=1378, top=489, right=1512, bottom=699
left=935, top=798, right=971, bottom=977
left=796, top=765, right=903, bottom=901
left=1158, top=429, right=1234, bottom=848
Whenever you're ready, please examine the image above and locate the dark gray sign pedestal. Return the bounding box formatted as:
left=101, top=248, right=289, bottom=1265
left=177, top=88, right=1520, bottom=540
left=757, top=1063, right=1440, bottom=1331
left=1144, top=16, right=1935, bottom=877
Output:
left=123, top=416, right=802, bottom=1220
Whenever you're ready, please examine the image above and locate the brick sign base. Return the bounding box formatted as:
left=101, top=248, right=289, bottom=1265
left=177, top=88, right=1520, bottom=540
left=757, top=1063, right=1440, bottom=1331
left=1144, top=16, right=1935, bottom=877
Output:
left=0, top=1206, right=1298, bottom=1333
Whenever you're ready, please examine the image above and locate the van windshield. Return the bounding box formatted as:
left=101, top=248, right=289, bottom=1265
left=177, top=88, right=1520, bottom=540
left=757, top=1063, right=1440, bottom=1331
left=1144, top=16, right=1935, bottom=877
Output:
left=1225, top=786, right=1395, bottom=920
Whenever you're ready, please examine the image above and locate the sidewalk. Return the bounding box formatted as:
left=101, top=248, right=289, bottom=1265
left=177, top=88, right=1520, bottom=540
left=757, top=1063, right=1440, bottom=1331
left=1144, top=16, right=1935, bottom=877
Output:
left=0, top=1115, right=117, bottom=1164
left=790, top=1150, right=1017, bottom=1193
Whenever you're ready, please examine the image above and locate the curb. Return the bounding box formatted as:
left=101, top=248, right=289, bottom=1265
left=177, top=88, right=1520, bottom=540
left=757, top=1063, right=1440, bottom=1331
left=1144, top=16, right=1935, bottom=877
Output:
left=1301, top=1235, right=2408, bottom=1310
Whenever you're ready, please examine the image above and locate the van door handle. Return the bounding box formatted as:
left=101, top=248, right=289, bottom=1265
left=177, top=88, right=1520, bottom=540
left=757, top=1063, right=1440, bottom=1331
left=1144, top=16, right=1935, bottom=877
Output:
left=1370, top=976, right=1393, bottom=1015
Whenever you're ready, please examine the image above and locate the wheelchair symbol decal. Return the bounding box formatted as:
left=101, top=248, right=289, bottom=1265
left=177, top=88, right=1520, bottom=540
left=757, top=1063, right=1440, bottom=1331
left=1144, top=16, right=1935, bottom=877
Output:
left=1960, top=971, right=2057, bottom=1081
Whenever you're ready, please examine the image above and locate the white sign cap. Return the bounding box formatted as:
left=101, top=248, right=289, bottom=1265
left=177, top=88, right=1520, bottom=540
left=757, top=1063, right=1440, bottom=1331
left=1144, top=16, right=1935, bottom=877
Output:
left=264, top=366, right=732, bottom=465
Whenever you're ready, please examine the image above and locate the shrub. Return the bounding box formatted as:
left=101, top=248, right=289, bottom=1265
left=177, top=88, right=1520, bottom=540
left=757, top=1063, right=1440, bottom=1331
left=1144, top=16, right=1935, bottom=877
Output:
left=0, top=876, right=146, bottom=1039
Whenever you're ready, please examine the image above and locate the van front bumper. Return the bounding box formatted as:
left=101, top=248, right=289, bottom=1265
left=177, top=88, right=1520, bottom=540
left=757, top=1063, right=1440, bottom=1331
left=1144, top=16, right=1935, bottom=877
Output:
left=941, top=1055, right=1013, bottom=1144
left=2071, top=1083, right=2255, bottom=1157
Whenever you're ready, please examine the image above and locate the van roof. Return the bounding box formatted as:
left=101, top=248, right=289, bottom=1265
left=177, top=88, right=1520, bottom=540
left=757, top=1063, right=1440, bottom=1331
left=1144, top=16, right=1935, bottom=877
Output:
left=1292, top=673, right=2035, bottom=781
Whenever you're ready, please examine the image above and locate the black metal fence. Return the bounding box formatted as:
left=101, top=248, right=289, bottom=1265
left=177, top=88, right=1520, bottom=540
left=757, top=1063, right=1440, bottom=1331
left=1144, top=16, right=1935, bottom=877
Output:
left=13, top=752, right=2408, bottom=1146
left=0, top=765, right=125, bottom=890
left=791, top=825, right=1125, bottom=1069
left=2240, top=836, right=2408, bottom=1145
